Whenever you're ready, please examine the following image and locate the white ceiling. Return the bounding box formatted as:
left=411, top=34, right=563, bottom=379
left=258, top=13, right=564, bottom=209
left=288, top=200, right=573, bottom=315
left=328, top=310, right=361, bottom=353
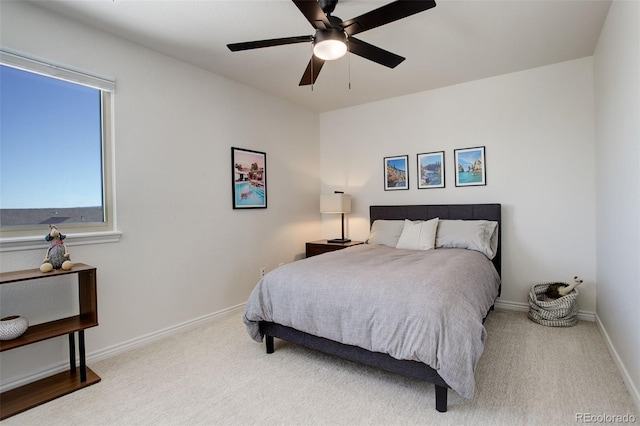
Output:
left=29, top=0, right=611, bottom=112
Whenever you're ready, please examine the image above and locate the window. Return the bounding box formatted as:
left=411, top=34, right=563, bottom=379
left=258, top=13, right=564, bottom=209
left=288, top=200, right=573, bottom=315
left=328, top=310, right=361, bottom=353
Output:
left=0, top=50, right=118, bottom=244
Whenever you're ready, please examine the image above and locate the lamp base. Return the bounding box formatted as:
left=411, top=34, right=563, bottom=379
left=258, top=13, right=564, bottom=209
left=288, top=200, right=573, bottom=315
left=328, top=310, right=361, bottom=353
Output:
left=327, top=238, right=351, bottom=244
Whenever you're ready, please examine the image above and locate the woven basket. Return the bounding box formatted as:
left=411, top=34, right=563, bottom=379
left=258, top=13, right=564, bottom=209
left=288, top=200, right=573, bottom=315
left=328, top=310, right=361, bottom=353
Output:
left=528, top=283, right=578, bottom=327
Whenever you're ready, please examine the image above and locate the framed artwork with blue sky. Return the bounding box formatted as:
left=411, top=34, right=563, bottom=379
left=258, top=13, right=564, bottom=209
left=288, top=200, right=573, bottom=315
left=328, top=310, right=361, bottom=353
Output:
left=454, top=146, right=486, bottom=187
left=384, top=155, right=409, bottom=191
left=417, top=151, right=445, bottom=189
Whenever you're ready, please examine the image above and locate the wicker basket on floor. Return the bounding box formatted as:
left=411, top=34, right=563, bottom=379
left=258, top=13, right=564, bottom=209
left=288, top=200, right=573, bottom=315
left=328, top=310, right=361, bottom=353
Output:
left=528, top=283, right=578, bottom=327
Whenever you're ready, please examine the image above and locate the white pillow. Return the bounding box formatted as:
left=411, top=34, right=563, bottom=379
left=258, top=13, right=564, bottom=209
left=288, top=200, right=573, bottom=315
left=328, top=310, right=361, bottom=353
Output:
left=435, top=220, right=499, bottom=259
left=395, top=218, right=439, bottom=251
left=366, top=220, right=405, bottom=247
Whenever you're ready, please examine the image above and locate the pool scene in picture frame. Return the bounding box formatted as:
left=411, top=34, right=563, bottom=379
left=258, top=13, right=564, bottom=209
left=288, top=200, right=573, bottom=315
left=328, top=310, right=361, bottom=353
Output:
left=235, top=180, right=265, bottom=206
left=233, top=148, right=266, bottom=207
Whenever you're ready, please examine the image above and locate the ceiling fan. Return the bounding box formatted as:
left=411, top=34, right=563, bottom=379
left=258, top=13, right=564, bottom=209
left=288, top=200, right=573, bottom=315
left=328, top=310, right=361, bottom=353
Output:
left=227, top=0, right=437, bottom=86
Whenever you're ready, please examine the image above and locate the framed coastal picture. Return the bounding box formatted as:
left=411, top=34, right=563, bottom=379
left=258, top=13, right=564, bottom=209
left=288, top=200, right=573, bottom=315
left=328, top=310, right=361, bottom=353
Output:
left=231, top=147, right=267, bottom=209
left=417, top=151, right=445, bottom=189
left=454, top=146, right=486, bottom=187
left=384, top=155, right=409, bottom=190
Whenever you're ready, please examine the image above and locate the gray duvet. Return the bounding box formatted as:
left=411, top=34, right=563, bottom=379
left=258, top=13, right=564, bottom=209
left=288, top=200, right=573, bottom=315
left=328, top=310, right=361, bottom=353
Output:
left=243, top=244, right=500, bottom=399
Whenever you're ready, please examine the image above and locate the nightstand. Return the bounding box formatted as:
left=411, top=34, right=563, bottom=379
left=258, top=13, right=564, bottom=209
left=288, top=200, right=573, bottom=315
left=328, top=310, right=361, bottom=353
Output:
left=305, top=240, right=364, bottom=258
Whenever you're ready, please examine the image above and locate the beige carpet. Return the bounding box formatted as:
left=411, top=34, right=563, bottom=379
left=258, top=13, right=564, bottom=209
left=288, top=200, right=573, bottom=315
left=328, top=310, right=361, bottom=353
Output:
left=2, top=309, right=637, bottom=425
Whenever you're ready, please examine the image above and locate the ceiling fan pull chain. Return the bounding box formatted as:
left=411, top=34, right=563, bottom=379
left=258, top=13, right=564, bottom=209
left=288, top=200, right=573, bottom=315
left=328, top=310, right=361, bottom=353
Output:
left=348, top=40, right=351, bottom=90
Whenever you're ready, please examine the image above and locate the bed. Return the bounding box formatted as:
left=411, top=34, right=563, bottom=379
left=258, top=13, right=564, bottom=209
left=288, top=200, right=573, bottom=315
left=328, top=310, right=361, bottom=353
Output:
left=244, top=203, right=501, bottom=412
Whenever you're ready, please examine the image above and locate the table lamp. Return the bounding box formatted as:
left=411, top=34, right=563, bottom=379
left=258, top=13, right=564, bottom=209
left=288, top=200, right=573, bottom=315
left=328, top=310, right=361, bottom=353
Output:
left=320, top=191, right=352, bottom=243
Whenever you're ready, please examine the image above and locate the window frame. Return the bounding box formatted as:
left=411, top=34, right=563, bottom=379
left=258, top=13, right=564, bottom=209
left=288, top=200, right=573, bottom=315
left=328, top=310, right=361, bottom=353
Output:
left=0, top=49, right=120, bottom=251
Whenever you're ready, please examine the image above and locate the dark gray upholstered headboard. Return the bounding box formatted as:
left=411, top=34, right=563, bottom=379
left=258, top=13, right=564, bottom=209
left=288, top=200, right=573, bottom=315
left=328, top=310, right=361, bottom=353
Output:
left=369, top=204, right=502, bottom=277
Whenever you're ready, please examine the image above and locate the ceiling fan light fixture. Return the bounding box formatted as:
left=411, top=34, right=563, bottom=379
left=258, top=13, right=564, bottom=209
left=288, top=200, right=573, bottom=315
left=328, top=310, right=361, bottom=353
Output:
left=313, top=29, right=347, bottom=60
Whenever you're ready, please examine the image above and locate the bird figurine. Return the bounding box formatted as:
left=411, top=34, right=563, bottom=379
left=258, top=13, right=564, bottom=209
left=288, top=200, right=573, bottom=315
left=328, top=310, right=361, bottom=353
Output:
left=544, top=276, right=583, bottom=300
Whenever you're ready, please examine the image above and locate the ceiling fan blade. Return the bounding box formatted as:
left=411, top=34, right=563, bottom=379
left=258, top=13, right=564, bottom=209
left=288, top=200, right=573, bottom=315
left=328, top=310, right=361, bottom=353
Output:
left=292, top=0, right=332, bottom=30
left=348, top=37, right=405, bottom=68
left=227, top=35, right=312, bottom=52
left=299, top=55, right=326, bottom=86
left=342, top=0, right=437, bottom=36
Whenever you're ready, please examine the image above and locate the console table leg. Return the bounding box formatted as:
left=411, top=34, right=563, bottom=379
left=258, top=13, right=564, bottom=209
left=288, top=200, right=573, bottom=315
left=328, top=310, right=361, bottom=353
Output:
left=78, top=330, right=87, bottom=382
left=68, top=334, right=76, bottom=373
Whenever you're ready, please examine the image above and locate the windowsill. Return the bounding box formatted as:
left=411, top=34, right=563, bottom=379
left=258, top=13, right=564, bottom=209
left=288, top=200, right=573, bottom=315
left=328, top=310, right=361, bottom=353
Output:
left=0, top=230, right=122, bottom=252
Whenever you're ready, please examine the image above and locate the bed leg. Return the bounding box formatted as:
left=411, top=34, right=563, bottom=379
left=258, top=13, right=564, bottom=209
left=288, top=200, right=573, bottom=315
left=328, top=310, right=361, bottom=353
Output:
left=435, top=385, right=447, bottom=412
left=265, top=335, right=274, bottom=354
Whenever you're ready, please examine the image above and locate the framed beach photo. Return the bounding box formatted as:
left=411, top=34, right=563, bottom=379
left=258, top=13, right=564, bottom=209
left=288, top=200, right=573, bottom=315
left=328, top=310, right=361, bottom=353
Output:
left=384, top=155, right=409, bottom=190
left=417, top=151, right=445, bottom=189
left=454, top=146, right=486, bottom=187
left=231, top=147, right=267, bottom=209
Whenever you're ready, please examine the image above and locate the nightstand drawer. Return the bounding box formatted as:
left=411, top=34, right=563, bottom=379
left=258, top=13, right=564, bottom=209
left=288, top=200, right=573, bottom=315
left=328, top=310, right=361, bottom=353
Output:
left=305, top=240, right=364, bottom=258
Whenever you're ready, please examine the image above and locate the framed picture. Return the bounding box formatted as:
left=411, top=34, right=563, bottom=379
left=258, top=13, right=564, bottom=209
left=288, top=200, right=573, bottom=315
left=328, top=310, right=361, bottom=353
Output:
left=454, top=146, right=486, bottom=187
left=384, top=155, right=409, bottom=190
left=231, top=147, right=267, bottom=209
left=417, top=151, right=445, bottom=189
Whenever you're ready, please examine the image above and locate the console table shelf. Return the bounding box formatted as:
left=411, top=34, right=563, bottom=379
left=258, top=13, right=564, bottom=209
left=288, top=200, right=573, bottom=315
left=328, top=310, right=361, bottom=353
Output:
left=0, top=263, right=100, bottom=420
left=0, top=316, right=97, bottom=352
left=0, top=367, right=101, bottom=419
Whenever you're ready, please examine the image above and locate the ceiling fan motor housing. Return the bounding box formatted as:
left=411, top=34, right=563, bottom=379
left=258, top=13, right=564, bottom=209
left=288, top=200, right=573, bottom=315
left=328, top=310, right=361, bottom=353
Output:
left=319, top=0, right=338, bottom=15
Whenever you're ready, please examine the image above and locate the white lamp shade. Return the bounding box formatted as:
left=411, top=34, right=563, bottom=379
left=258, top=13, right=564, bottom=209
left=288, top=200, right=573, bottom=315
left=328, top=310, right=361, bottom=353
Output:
left=313, top=29, right=348, bottom=61
left=320, top=193, right=351, bottom=213
left=313, top=39, right=347, bottom=60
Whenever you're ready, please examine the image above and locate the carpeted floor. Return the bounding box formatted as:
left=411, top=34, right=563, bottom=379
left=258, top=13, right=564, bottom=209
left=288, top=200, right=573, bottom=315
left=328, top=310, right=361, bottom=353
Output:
left=2, top=309, right=637, bottom=425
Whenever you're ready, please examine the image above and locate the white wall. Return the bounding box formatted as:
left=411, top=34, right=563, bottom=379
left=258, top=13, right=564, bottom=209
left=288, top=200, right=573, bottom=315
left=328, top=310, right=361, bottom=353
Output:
left=3, top=0, right=636, bottom=410
left=319, top=57, right=597, bottom=314
left=0, top=1, right=321, bottom=386
left=594, top=0, right=640, bottom=408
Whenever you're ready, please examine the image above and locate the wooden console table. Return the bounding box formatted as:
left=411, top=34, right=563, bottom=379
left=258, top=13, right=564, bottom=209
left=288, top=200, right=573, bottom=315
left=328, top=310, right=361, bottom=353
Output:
left=0, top=263, right=101, bottom=420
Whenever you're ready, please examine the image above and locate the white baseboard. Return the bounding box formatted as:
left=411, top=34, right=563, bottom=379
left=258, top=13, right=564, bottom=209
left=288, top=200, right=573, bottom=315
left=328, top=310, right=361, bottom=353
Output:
left=0, top=303, right=246, bottom=393
left=595, top=314, right=640, bottom=414
left=496, top=300, right=638, bottom=412
left=88, top=303, right=246, bottom=364
left=495, top=299, right=596, bottom=322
